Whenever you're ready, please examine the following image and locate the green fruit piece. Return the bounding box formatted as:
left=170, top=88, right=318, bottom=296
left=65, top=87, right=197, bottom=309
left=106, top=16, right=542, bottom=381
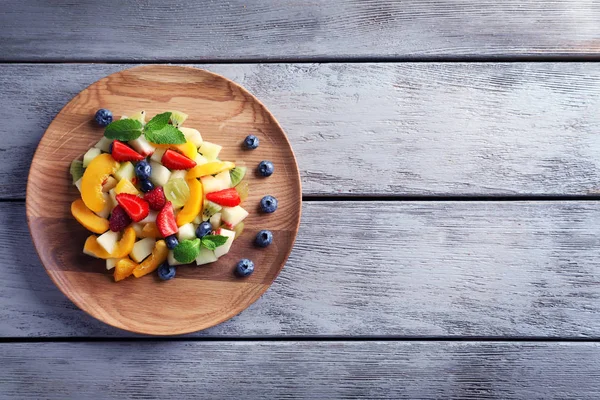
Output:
left=165, top=178, right=190, bottom=208
left=229, top=166, right=247, bottom=187
left=130, top=110, right=146, bottom=125
left=173, top=238, right=201, bottom=263
left=169, top=110, right=188, bottom=127
left=236, top=181, right=249, bottom=202
left=233, top=222, right=245, bottom=239
left=70, top=159, right=85, bottom=184
left=202, top=200, right=222, bottom=221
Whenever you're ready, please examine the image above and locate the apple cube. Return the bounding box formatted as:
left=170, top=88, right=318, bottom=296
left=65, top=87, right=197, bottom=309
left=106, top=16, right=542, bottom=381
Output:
left=106, top=258, right=118, bottom=270
left=130, top=238, right=156, bottom=263
left=195, top=153, right=208, bottom=166
left=108, top=188, right=118, bottom=209
left=209, top=212, right=222, bottom=229
left=214, top=228, right=235, bottom=258
left=169, top=170, right=187, bottom=181
left=199, top=141, right=222, bottom=161
left=131, top=222, right=144, bottom=238
left=177, top=223, right=196, bottom=241
left=75, top=177, right=83, bottom=192
left=128, top=135, right=155, bottom=157
left=221, top=206, right=248, bottom=229
left=196, top=247, right=218, bottom=265
left=97, top=230, right=119, bottom=255
left=139, top=210, right=158, bottom=224
left=150, top=147, right=167, bottom=163
left=114, top=161, right=135, bottom=182
left=168, top=250, right=184, bottom=266
left=102, top=176, right=118, bottom=192
left=95, top=193, right=113, bottom=219
left=95, top=137, right=113, bottom=153
left=179, top=127, right=203, bottom=148
left=149, top=161, right=171, bottom=187
left=83, top=147, right=102, bottom=168
left=201, top=171, right=231, bottom=194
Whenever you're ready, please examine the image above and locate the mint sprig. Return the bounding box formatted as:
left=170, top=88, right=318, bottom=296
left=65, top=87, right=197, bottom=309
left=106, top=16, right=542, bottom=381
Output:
left=201, top=235, right=228, bottom=250
left=104, top=111, right=186, bottom=144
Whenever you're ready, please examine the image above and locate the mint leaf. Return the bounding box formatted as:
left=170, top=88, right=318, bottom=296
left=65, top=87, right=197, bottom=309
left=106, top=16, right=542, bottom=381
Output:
left=104, top=119, right=143, bottom=141
left=173, top=238, right=201, bottom=263
left=144, top=124, right=186, bottom=145
left=144, top=112, right=172, bottom=132
left=201, top=235, right=229, bottom=250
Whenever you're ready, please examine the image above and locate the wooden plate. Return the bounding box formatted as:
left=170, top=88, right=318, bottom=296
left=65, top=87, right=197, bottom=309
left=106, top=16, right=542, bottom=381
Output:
left=26, top=65, right=302, bottom=335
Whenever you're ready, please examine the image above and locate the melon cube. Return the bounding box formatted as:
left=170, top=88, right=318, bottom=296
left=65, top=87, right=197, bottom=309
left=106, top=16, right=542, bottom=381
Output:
left=149, top=161, right=171, bottom=187
left=179, top=127, right=203, bottom=148
left=106, top=258, right=118, bottom=270
left=83, top=147, right=102, bottom=168
left=128, top=135, right=155, bottom=157
left=168, top=250, right=184, bottom=266
left=114, top=161, right=135, bottom=182
left=177, top=223, right=196, bottom=241
left=130, top=238, right=156, bottom=263
left=196, top=247, right=218, bottom=265
left=221, top=206, right=248, bottom=228
left=97, top=230, right=119, bottom=255
left=214, top=228, right=235, bottom=258
left=95, top=137, right=113, bottom=153
left=150, top=147, right=166, bottom=163
left=199, top=141, right=222, bottom=160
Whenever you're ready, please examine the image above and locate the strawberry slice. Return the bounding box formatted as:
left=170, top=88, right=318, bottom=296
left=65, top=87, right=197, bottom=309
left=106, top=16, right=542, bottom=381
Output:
left=161, top=149, right=196, bottom=170
left=115, top=193, right=150, bottom=222
left=111, top=141, right=145, bottom=162
left=205, top=188, right=241, bottom=207
left=157, top=201, right=178, bottom=237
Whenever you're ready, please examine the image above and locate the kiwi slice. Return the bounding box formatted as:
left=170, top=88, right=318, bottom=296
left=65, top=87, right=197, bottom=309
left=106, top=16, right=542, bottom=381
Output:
left=70, top=159, right=84, bottom=184
left=169, top=110, right=188, bottom=127
left=202, top=200, right=222, bottom=221
left=229, top=166, right=247, bottom=187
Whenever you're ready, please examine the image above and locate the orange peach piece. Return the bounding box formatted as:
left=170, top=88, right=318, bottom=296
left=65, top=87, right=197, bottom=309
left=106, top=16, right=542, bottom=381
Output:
left=141, top=223, right=162, bottom=238
left=186, top=161, right=235, bottom=180
left=71, top=198, right=109, bottom=234
left=114, top=257, right=138, bottom=282
left=81, top=153, right=120, bottom=213
left=110, top=227, right=136, bottom=258
left=132, top=240, right=168, bottom=278
left=176, top=178, right=203, bottom=227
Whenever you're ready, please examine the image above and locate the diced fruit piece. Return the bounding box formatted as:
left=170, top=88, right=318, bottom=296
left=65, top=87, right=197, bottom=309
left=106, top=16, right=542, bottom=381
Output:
left=169, top=110, right=188, bottom=127
left=115, top=178, right=140, bottom=196
left=149, top=161, right=171, bottom=187
left=108, top=189, right=118, bottom=209
left=201, top=201, right=222, bottom=221
left=209, top=213, right=222, bottom=229
left=229, top=167, right=247, bottom=187
left=144, top=186, right=167, bottom=211
left=70, top=160, right=84, bottom=184
left=150, top=147, right=166, bottom=163
left=157, top=263, right=176, bottom=280
left=236, top=181, right=249, bottom=202
left=141, top=223, right=161, bottom=238
left=221, top=205, right=248, bottom=228
left=168, top=250, right=184, bottom=266
left=128, top=135, right=155, bottom=156
left=193, top=215, right=203, bottom=225
left=161, top=149, right=196, bottom=170
left=83, top=235, right=111, bottom=259
left=97, top=230, right=119, bottom=254
left=186, top=161, right=235, bottom=179
left=116, top=193, right=150, bottom=222
left=173, top=238, right=201, bottom=264
left=94, top=193, right=112, bottom=219
left=109, top=205, right=132, bottom=232
left=169, top=170, right=187, bottom=181
left=133, top=240, right=168, bottom=278
left=111, top=140, right=145, bottom=162
left=157, top=202, right=178, bottom=237
left=171, top=141, right=198, bottom=160
left=129, top=110, right=146, bottom=125
left=106, top=258, right=119, bottom=270
left=111, top=227, right=136, bottom=258
left=195, top=153, right=208, bottom=166
left=206, top=188, right=241, bottom=207
left=255, top=230, right=273, bottom=247
left=131, top=222, right=144, bottom=238
left=233, top=222, right=245, bottom=239
left=75, top=178, right=83, bottom=192
left=177, top=223, right=197, bottom=241
left=179, top=127, right=202, bottom=146
left=95, top=136, right=113, bottom=153
left=200, top=171, right=232, bottom=194
left=140, top=210, right=158, bottom=224
left=102, top=176, right=118, bottom=192
left=83, top=147, right=102, bottom=168
left=199, top=141, right=222, bottom=160
left=176, top=178, right=203, bottom=227
left=114, top=161, right=135, bottom=182
left=164, top=178, right=190, bottom=208
left=196, top=247, right=218, bottom=265
left=71, top=198, right=109, bottom=234
left=81, top=154, right=119, bottom=213
left=235, top=258, right=255, bottom=277
left=130, top=238, right=156, bottom=263
left=114, top=257, right=138, bottom=282
left=213, top=228, right=235, bottom=258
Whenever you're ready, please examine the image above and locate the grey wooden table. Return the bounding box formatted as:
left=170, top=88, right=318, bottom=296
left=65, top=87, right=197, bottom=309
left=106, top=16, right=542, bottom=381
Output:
left=3, top=1, right=600, bottom=398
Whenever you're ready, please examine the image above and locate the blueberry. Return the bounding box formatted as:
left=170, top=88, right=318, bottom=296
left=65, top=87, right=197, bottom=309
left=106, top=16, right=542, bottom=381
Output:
left=135, top=160, right=152, bottom=180
left=139, top=179, right=154, bottom=193
left=235, top=259, right=254, bottom=277
left=257, top=160, right=274, bottom=177
left=95, top=109, right=113, bottom=127
left=157, top=262, right=176, bottom=281
left=196, top=221, right=213, bottom=238
left=244, top=135, right=259, bottom=149
left=165, top=235, right=179, bottom=250
left=255, top=230, right=273, bottom=247
left=108, top=141, right=114, bottom=154
left=260, top=195, right=278, bottom=213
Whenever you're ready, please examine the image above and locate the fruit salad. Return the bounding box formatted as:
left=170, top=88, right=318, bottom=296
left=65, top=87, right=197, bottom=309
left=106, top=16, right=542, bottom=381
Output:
left=70, top=109, right=274, bottom=282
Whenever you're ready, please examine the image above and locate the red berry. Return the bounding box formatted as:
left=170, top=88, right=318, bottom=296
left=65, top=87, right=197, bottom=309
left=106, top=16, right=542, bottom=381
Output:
left=205, top=188, right=241, bottom=207
left=161, top=149, right=196, bottom=170
left=157, top=202, right=178, bottom=237
left=111, top=141, right=145, bottom=162
left=115, top=193, right=150, bottom=222
left=109, top=205, right=132, bottom=232
left=144, top=186, right=167, bottom=211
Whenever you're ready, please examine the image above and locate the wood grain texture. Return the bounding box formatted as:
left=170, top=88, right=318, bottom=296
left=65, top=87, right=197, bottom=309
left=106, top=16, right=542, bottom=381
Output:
left=3, top=341, right=600, bottom=399
left=1, top=0, right=600, bottom=61
left=6, top=201, right=600, bottom=337
left=26, top=65, right=301, bottom=335
left=3, top=63, right=600, bottom=199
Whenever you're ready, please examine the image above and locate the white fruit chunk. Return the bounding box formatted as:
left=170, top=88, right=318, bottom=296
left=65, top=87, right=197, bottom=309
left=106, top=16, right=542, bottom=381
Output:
left=102, top=176, right=118, bottom=192
left=168, top=250, right=184, bottom=266
left=209, top=212, right=222, bottom=229
left=149, top=161, right=171, bottom=187
left=194, top=153, right=209, bottom=166
left=139, top=210, right=158, bottom=224
left=150, top=147, right=166, bottom=163
left=114, top=161, right=135, bottom=182
left=169, top=170, right=187, bottom=181
left=128, top=135, right=155, bottom=156
left=177, top=223, right=196, bottom=241
left=95, top=192, right=113, bottom=219
left=214, top=228, right=235, bottom=258
left=221, top=206, right=248, bottom=229
left=131, top=222, right=144, bottom=238
left=200, top=171, right=231, bottom=194
left=196, top=247, right=218, bottom=265
left=179, top=127, right=203, bottom=148
left=83, top=147, right=102, bottom=168
left=130, top=238, right=156, bottom=263
left=108, top=189, right=118, bottom=210
left=106, top=258, right=118, bottom=270
left=94, top=137, right=113, bottom=153
left=75, top=178, right=83, bottom=192
left=199, top=141, right=222, bottom=160
left=97, top=230, right=120, bottom=255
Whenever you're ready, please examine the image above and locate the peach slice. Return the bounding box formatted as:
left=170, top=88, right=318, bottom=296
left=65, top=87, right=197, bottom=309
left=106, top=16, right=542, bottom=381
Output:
left=141, top=222, right=162, bottom=238
left=81, top=153, right=120, bottom=213
left=71, top=198, right=109, bottom=234
left=176, top=179, right=203, bottom=227
left=186, top=161, right=235, bottom=180
left=114, top=257, right=138, bottom=282
left=132, top=240, right=168, bottom=278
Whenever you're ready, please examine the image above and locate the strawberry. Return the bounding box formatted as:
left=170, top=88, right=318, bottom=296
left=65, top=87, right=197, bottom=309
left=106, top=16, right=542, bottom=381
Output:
left=161, top=149, right=196, bottom=170
left=111, top=141, right=145, bottom=162
left=157, top=202, right=178, bottom=237
left=115, top=193, right=149, bottom=222
left=205, top=188, right=241, bottom=207
left=144, top=186, right=167, bottom=211
left=109, top=205, right=132, bottom=232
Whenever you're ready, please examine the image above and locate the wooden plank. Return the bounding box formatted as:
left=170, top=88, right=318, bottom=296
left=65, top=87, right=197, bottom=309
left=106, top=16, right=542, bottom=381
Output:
left=3, top=63, right=600, bottom=199
left=5, top=200, right=600, bottom=338
left=2, top=1, right=600, bottom=61
left=2, top=341, right=600, bottom=399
